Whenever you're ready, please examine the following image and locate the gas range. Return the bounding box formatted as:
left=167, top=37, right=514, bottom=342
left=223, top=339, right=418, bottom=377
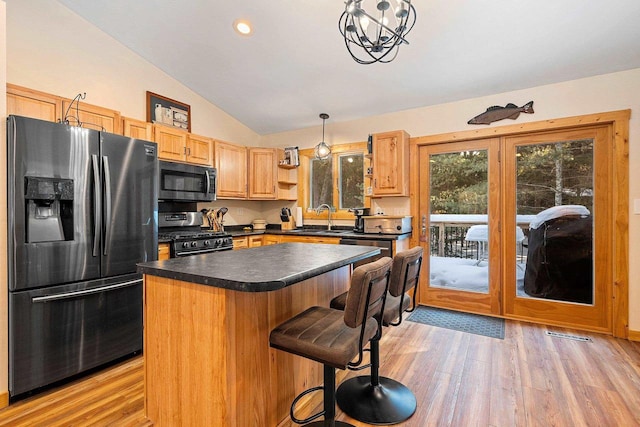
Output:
left=159, top=212, right=233, bottom=258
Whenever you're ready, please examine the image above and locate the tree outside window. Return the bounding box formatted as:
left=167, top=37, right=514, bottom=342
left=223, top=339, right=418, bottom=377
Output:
left=300, top=143, right=369, bottom=219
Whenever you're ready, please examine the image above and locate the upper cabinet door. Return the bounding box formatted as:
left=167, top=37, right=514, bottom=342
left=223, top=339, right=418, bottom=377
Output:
left=7, top=84, right=63, bottom=122
left=153, top=124, right=188, bottom=162
left=60, top=99, right=122, bottom=134
left=186, top=133, right=214, bottom=167
left=248, top=148, right=277, bottom=200
left=372, top=130, right=410, bottom=196
left=122, top=117, right=153, bottom=141
left=215, top=140, right=248, bottom=199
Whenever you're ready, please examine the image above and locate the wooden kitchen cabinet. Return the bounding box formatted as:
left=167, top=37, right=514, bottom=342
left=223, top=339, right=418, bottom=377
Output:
left=279, top=235, right=340, bottom=245
left=7, top=84, right=121, bottom=133
left=215, top=140, right=248, bottom=199
left=186, top=133, right=214, bottom=166
left=7, top=84, right=63, bottom=122
left=154, top=125, right=213, bottom=166
left=158, top=243, right=170, bottom=260
left=122, top=117, right=153, bottom=140
left=233, top=235, right=264, bottom=249
left=249, top=235, right=263, bottom=247
left=248, top=148, right=277, bottom=200
left=371, top=130, right=410, bottom=197
left=233, top=237, right=249, bottom=250
left=262, top=235, right=281, bottom=245
left=61, top=98, right=122, bottom=134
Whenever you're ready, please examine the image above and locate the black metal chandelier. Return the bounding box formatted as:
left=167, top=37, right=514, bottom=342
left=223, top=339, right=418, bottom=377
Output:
left=339, top=0, right=416, bottom=65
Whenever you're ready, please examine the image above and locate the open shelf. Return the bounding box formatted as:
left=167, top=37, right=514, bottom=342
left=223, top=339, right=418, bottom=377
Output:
left=278, top=163, right=298, bottom=169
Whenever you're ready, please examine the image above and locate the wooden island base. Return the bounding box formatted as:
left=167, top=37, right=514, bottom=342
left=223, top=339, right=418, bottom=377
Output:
left=143, top=266, right=351, bottom=426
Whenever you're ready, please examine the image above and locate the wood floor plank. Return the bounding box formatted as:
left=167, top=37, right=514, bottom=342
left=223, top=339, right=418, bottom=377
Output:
left=1, top=318, right=640, bottom=426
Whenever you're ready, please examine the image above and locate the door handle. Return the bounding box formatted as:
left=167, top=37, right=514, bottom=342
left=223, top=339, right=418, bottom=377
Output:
left=205, top=169, right=211, bottom=195
left=32, top=279, right=142, bottom=303
left=102, top=156, right=112, bottom=255
left=92, top=155, right=101, bottom=257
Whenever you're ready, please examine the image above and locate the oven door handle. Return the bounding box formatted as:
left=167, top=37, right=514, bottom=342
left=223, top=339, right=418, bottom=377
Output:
left=174, top=248, right=229, bottom=257
left=31, top=279, right=143, bottom=303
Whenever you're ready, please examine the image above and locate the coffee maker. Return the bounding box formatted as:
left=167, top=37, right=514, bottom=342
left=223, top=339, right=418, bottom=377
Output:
left=350, top=207, right=370, bottom=233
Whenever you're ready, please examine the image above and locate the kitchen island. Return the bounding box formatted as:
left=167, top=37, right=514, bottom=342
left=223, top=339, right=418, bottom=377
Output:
left=137, top=243, right=380, bottom=427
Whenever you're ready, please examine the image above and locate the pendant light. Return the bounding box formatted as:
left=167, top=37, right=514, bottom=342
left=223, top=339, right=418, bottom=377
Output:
left=314, top=113, right=331, bottom=160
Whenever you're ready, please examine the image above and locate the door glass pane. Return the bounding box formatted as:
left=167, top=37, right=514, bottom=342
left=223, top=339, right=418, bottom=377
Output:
left=310, top=158, right=333, bottom=208
left=429, top=149, right=489, bottom=293
left=517, top=139, right=594, bottom=304
left=339, top=153, right=364, bottom=209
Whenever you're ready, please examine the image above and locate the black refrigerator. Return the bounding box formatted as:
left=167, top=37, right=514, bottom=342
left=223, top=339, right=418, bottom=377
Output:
left=7, top=115, right=158, bottom=398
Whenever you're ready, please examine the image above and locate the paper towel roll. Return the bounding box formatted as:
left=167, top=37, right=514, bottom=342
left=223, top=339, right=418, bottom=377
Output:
left=295, top=207, right=303, bottom=228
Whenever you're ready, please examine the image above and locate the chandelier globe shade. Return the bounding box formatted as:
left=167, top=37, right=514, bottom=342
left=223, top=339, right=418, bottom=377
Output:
left=339, top=0, right=416, bottom=64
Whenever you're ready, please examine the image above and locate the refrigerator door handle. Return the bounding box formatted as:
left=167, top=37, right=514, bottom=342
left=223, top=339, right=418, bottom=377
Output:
left=103, top=156, right=112, bottom=256
left=31, top=279, right=143, bottom=303
left=91, top=154, right=101, bottom=257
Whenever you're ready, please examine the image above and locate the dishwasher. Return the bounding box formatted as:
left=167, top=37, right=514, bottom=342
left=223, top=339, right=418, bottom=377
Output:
left=339, top=238, right=393, bottom=268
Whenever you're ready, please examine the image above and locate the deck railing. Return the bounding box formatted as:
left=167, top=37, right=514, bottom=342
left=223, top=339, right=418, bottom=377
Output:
left=429, top=214, right=535, bottom=260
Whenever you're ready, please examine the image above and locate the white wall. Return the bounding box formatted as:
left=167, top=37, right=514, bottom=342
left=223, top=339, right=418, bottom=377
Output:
left=262, top=69, right=640, bottom=331
left=6, top=0, right=260, bottom=145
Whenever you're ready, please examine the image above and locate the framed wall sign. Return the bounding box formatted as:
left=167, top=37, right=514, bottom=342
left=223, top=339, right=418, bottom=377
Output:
left=146, top=91, right=191, bottom=132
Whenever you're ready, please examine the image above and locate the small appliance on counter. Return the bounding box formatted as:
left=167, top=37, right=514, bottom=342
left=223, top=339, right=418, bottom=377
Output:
left=349, top=207, right=370, bottom=233
left=363, top=215, right=412, bottom=234
left=252, top=219, right=267, bottom=230
left=280, top=207, right=295, bottom=230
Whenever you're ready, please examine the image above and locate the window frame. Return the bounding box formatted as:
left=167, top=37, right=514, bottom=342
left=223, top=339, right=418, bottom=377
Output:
left=298, top=142, right=370, bottom=220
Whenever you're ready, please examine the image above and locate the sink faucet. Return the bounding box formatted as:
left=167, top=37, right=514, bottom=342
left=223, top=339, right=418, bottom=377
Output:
left=315, top=204, right=333, bottom=230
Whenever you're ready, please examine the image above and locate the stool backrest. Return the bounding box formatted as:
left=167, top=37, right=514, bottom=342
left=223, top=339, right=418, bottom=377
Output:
left=344, top=256, right=392, bottom=367
left=389, top=247, right=423, bottom=298
left=387, top=247, right=423, bottom=326
left=344, top=257, right=392, bottom=329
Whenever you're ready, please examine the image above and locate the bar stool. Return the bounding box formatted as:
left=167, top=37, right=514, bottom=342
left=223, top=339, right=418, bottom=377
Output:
left=269, top=257, right=393, bottom=426
left=330, top=246, right=424, bottom=425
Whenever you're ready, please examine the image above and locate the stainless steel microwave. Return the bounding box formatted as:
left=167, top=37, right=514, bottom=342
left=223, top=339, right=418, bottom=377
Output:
left=158, top=161, right=216, bottom=202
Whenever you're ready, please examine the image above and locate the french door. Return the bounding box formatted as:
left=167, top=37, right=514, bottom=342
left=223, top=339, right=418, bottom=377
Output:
left=417, top=125, right=613, bottom=332
left=418, top=139, right=501, bottom=315
left=503, top=126, right=611, bottom=332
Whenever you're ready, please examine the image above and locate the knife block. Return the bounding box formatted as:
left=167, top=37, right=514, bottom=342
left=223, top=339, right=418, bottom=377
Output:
left=281, top=219, right=296, bottom=230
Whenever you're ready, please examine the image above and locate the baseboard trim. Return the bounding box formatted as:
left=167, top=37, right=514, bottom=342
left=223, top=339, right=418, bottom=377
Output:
left=628, top=330, right=640, bottom=342
left=0, top=390, right=8, bottom=409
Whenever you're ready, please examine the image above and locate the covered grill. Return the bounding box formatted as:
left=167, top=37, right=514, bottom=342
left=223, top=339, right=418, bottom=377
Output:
left=523, top=205, right=593, bottom=304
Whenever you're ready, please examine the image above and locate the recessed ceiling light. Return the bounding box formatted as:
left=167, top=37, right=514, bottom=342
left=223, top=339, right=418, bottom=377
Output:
left=233, top=19, right=253, bottom=36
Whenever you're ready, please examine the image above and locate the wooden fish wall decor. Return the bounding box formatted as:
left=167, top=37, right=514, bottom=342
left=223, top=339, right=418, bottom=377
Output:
left=468, top=101, right=534, bottom=125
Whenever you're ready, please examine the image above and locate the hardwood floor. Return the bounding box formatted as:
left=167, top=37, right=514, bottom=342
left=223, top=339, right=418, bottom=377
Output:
left=1, top=318, right=639, bottom=426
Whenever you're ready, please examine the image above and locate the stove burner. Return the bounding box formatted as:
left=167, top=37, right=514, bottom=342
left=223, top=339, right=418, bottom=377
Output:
left=158, top=210, right=234, bottom=257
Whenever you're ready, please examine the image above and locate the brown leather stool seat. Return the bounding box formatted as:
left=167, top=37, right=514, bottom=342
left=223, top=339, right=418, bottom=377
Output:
left=330, top=246, right=424, bottom=425
left=270, top=257, right=393, bottom=426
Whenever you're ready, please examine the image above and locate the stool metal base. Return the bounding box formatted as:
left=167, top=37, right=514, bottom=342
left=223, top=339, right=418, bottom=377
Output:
left=336, top=376, right=417, bottom=425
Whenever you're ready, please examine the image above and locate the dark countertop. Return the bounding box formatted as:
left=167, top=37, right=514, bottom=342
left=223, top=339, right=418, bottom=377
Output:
left=155, top=227, right=411, bottom=244
left=225, top=227, right=411, bottom=241
left=138, top=243, right=380, bottom=292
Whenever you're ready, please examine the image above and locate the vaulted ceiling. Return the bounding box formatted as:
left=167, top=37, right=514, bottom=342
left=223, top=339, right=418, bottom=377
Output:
left=56, top=0, right=640, bottom=134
